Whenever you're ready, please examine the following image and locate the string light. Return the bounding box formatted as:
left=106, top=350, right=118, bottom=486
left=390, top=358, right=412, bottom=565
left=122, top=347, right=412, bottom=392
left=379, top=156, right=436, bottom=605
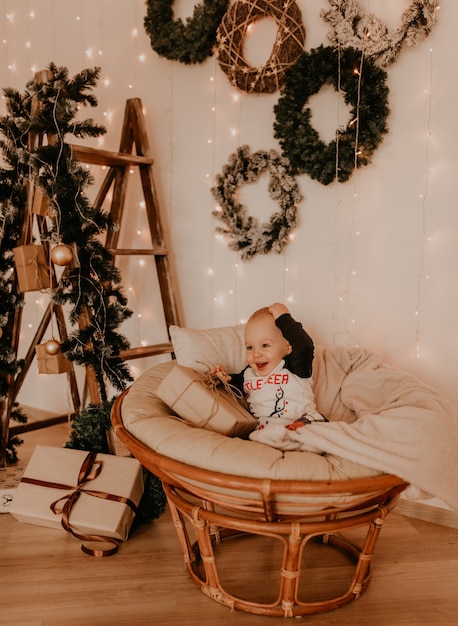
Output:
left=414, top=33, right=436, bottom=361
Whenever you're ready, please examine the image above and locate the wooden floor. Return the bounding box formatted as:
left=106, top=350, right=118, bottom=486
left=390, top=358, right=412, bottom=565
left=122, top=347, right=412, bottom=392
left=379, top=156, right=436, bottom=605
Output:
left=1, top=424, right=458, bottom=626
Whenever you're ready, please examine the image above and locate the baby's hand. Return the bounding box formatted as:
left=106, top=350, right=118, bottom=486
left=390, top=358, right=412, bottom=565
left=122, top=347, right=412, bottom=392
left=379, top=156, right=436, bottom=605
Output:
left=210, top=364, right=231, bottom=383
left=268, top=302, right=290, bottom=320
left=285, top=420, right=306, bottom=431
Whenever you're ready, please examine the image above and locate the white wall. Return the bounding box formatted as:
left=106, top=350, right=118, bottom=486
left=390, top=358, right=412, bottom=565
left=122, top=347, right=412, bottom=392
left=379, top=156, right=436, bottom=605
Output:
left=1, top=1, right=457, bottom=421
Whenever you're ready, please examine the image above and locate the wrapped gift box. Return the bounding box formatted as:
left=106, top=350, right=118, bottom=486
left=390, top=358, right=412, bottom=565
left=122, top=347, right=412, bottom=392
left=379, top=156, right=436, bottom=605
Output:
left=157, top=363, right=257, bottom=438
left=0, top=466, right=24, bottom=514
left=13, top=244, right=55, bottom=292
left=31, top=185, right=50, bottom=216
left=10, top=446, right=144, bottom=542
left=36, top=343, right=73, bottom=374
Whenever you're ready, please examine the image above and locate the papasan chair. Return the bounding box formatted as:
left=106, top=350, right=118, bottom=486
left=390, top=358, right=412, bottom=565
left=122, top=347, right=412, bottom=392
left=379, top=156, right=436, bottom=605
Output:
left=111, top=323, right=458, bottom=618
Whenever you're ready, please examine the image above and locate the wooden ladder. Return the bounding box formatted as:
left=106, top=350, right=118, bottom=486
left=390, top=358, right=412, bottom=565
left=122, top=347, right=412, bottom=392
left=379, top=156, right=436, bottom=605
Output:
left=0, top=95, right=181, bottom=466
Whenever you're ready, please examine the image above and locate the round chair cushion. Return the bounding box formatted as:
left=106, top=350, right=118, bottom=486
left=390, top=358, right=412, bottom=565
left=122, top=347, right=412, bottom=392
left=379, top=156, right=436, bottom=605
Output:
left=121, top=359, right=383, bottom=485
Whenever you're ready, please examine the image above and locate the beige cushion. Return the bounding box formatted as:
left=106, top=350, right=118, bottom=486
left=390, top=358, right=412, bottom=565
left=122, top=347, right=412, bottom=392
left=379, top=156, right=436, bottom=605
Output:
left=170, top=323, right=246, bottom=373
left=122, top=360, right=381, bottom=483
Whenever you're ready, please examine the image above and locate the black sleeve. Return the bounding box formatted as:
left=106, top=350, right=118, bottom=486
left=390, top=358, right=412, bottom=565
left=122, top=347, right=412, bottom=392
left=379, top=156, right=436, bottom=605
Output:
left=275, top=313, right=314, bottom=378
left=228, top=369, right=247, bottom=395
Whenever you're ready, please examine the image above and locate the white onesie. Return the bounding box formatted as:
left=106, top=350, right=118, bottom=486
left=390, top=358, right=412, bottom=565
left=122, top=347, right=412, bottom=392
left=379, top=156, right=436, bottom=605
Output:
left=243, top=359, right=322, bottom=429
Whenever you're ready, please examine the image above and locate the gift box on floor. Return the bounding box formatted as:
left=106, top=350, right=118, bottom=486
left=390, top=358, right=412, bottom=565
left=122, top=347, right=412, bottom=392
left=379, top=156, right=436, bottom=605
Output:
left=0, top=466, right=24, bottom=514
left=157, top=363, right=257, bottom=438
left=10, top=446, right=144, bottom=544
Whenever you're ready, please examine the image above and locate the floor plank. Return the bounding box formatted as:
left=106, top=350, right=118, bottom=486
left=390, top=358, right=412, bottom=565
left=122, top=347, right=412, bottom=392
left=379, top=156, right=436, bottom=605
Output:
left=1, top=425, right=457, bottom=625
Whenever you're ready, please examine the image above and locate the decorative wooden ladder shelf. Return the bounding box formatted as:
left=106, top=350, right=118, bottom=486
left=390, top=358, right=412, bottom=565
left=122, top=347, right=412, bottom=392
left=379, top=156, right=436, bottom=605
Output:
left=0, top=92, right=181, bottom=466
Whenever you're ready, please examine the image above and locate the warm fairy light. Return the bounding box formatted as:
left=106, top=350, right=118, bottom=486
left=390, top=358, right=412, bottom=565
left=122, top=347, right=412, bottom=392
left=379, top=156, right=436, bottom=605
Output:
left=85, top=49, right=93, bottom=58
left=230, top=128, right=238, bottom=137
left=138, top=54, right=146, bottom=62
left=132, top=28, right=138, bottom=37
left=232, top=94, right=239, bottom=103
left=138, top=259, right=145, bottom=267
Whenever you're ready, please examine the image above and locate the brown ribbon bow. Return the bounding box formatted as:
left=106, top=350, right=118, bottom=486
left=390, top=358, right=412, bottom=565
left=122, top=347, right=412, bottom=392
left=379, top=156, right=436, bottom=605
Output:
left=21, top=451, right=138, bottom=557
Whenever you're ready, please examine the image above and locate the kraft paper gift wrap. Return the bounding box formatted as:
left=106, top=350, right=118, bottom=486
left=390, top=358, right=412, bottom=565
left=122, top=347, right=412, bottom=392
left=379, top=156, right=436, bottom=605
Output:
left=156, top=363, right=257, bottom=438
left=10, top=445, right=144, bottom=541
left=13, top=244, right=55, bottom=292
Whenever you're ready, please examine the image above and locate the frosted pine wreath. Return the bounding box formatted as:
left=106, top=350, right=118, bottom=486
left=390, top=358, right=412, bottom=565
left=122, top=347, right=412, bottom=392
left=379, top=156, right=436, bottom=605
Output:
left=211, top=145, right=302, bottom=261
left=321, top=0, right=439, bottom=68
left=144, top=0, right=229, bottom=65
left=273, top=45, right=390, bottom=185
left=216, top=0, right=306, bottom=94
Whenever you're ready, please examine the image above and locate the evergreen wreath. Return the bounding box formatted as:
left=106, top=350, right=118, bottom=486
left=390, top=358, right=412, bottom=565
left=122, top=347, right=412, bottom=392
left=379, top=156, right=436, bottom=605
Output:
left=321, top=0, right=439, bottom=68
left=144, top=0, right=230, bottom=65
left=216, top=0, right=306, bottom=94
left=211, top=145, right=302, bottom=261
left=273, top=45, right=390, bottom=185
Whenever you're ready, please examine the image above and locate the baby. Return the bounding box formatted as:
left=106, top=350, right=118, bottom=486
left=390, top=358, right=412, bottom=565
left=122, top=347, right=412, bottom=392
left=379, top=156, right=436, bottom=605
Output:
left=213, top=303, right=327, bottom=433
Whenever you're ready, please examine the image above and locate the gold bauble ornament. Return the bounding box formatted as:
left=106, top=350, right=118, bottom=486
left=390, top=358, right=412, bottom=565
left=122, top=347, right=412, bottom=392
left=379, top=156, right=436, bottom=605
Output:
left=44, top=338, right=61, bottom=355
left=0, top=327, right=3, bottom=339
left=51, top=243, right=73, bottom=266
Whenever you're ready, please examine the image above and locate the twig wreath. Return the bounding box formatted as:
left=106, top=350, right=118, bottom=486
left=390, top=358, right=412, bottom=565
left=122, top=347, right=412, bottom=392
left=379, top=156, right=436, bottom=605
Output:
left=143, top=0, right=229, bottom=65
left=273, top=45, right=390, bottom=185
left=321, top=0, right=439, bottom=68
left=211, top=145, right=302, bottom=260
left=216, top=0, right=306, bottom=94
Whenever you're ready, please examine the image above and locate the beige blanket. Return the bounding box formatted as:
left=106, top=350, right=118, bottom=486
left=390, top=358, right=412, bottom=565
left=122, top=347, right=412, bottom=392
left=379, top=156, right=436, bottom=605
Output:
left=250, top=346, right=458, bottom=510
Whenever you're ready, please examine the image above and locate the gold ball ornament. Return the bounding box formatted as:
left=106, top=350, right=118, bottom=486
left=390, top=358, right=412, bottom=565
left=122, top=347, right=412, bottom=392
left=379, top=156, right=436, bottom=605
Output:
left=0, top=327, right=3, bottom=339
left=51, top=243, right=73, bottom=266
left=44, top=338, right=61, bottom=355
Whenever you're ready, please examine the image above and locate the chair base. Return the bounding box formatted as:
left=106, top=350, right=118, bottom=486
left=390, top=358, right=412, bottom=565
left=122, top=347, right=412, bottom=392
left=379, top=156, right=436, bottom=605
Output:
left=164, top=482, right=395, bottom=618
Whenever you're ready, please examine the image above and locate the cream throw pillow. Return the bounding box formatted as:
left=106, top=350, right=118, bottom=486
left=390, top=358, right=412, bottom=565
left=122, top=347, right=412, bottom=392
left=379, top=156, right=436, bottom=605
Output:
left=169, top=323, right=246, bottom=374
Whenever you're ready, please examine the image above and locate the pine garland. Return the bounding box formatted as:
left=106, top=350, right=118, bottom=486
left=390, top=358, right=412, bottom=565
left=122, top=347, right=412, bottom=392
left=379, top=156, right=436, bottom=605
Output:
left=273, top=45, right=390, bottom=185
left=0, top=63, right=133, bottom=461
left=211, top=145, right=302, bottom=260
left=144, top=0, right=230, bottom=65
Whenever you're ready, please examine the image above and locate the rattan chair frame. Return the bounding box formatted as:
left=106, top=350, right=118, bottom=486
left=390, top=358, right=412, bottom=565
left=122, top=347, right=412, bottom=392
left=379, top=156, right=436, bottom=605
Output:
left=112, top=387, right=409, bottom=617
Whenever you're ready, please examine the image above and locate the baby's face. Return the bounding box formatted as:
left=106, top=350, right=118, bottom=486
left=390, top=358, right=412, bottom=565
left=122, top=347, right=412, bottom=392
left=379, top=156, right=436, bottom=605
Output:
left=244, top=316, right=291, bottom=377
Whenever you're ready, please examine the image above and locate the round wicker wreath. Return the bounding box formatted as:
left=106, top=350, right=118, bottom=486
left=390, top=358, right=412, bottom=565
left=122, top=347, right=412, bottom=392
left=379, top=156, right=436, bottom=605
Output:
left=211, top=145, right=302, bottom=260
left=216, top=0, right=306, bottom=94
left=273, top=45, right=390, bottom=185
left=321, top=0, right=439, bottom=68
left=144, top=0, right=230, bottom=65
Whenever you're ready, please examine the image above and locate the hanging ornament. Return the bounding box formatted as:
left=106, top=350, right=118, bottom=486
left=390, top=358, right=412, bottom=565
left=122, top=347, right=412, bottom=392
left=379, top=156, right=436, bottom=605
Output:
left=44, top=338, right=61, bottom=355
left=51, top=243, right=73, bottom=266
left=0, top=327, right=3, bottom=339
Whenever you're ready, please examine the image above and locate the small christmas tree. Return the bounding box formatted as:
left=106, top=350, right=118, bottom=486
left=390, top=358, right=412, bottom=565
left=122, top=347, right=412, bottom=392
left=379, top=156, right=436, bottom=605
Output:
left=0, top=63, right=133, bottom=460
